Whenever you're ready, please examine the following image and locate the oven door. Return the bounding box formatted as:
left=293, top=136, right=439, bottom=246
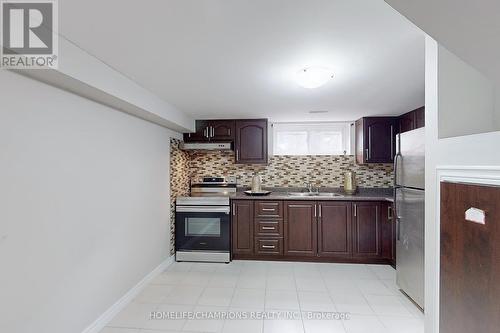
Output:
left=175, top=206, right=230, bottom=252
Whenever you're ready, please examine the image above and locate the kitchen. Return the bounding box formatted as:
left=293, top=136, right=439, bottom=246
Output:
left=169, top=106, right=425, bottom=333
left=3, top=1, right=500, bottom=333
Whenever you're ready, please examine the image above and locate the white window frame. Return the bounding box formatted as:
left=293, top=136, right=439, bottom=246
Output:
left=271, top=122, right=353, bottom=156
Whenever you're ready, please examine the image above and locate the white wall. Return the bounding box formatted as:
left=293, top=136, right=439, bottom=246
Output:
left=0, top=70, right=180, bottom=333
left=20, top=35, right=195, bottom=133
left=438, top=46, right=497, bottom=138
left=425, top=37, right=500, bottom=333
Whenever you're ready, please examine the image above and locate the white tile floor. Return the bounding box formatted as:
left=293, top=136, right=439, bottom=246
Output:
left=101, top=261, right=424, bottom=333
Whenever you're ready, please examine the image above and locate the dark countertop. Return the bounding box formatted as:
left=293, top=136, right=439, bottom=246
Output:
left=230, top=187, right=394, bottom=202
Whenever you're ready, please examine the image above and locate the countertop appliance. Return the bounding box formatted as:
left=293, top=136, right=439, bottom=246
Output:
left=175, top=177, right=236, bottom=263
left=394, top=127, right=425, bottom=309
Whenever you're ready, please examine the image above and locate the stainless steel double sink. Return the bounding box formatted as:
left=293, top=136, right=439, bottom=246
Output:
left=287, top=192, right=344, bottom=198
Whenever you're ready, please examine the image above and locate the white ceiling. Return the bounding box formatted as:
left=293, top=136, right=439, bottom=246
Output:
left=59, top=0, right=425, bottom=122
left=385, top=0, right=500, bottom=87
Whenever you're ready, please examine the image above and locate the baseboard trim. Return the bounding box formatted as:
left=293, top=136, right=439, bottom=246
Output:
left=81, top=255, right=175, bottom=333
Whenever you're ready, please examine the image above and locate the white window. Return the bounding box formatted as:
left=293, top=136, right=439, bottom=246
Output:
left=272, top=122, right=352, bottom=156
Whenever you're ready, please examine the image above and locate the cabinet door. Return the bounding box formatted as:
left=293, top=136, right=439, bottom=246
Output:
left=210, top=120, right=235, bottom=141
left=183, top=120, right=209, bottom=142
left=352, top=202, right=381, bottom=257
left=365, top=118, right=396, bottom=163
left=414, top=107, right=425, bottom=129
left=399, top=111, right=415, bottom=134
left=232, top=200, right=254, bottom=255
left=355, top=118, right=365, bottom=164
left=380, top=202, right=395, bottom=263
left=284, top=201, right=317, bottom=256
left=318, top=201, right=352, bottom=258
left=235, top=119, right=268, bottom=164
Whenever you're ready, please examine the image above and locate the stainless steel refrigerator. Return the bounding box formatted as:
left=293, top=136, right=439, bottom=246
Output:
left=394, top=127, right=425, bottom=309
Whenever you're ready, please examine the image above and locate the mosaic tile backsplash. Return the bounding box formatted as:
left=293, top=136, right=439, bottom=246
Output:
left=188, top=151, right=394, bottom=188
left=170, top=140, right=393, bottom=253
left=169, top=138, right=190, bottom=255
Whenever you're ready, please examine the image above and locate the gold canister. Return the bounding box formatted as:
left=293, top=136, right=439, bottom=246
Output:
left=343, top=171, right=357, bottom=195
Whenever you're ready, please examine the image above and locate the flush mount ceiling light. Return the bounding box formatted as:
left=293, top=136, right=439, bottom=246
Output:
left=296, top=66, right=334, bottom=89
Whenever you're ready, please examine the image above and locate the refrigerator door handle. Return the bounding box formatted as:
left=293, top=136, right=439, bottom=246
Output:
left=396, top=217, right=401, bottom=241
left=393, top=152, right=402, bottom=187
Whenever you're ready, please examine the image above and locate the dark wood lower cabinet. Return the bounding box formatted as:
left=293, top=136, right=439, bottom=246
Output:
left=231, top=200, right=254, bottom=255
left=318, top=201, right=352, bottom=258
left=284, top=202, right=317, bottom=256
left=232, top=199, right=394, bottom=264
left=381, top=202, right=396, bottom=265
left=352, top=202, right=381, bottom=257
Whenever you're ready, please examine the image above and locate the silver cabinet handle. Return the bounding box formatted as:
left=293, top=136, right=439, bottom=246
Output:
left=353, top=204, right=357, bottom=217
left=262, top=208, right=275, bottom=211
left=203, top=127, right=208, bottom=138
left=368, top=126, right=372, bottom=160
left=388, top=205, right=393, bottom=221
left=210, top=126, right=214, bottom=138
left=232, top=203, right=236, bottom=216
left=318, top=204, right=322, bottom=218
left=262, top=226, right=276, bottom=230
left=365, top=149, right=369, bottom=162
left=236, top=149, right=239, bottom=161
left=314, top=204, right=317, bottom=218
left=228, top=128, right=231, bottom=136
left=262, top=245, right=276, bottom=249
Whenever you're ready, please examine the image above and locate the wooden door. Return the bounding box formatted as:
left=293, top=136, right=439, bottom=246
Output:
left=232, top=200, right=254, bottom=255
left=210, top=120, right=235, bottom=141
left=235, top=119, right=268, bottom=164
left=284, top=201, right=317, bottom=256
left=364, top=118, right=396, bottom=163
left=317, top=201, right=352, bottom=258
left=183, top=120, right=209, bottom=142
left=440, top=182, right=500, bottom=333
left=352, top=202, right=381, bottom=257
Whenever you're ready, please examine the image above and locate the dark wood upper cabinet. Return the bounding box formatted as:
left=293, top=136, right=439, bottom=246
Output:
left=235, top=119, right=268, bottom=164
left=414, top=107, right=425, bottom=129
left=356, top=117, right=397, bottom=164
left=352, top=202, right=381, bottom=257
left=318, top=201, right=352, bottom=258
left=183, top=120, right=210, bottom=142
left=232, top=200, right=254, bottom=255
left=284, top=201, right=317, bottom=256
left=184, top=120, right=235, bottom=142
left=210, top=120, right=235, bottom=141
left=399, top=106, right=425, bottom=134
left=399, top=112, right=415, bottom=134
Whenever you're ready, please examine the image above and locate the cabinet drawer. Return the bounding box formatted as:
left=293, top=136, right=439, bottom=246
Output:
left=255, top=238, right=283, bottom=255
left=255, top=220, right=283, bottom=236
left=255, top=201, right=283, bottom=219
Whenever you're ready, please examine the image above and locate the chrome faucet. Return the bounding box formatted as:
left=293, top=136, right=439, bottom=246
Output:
left=304, top=183, right=317, bottom=193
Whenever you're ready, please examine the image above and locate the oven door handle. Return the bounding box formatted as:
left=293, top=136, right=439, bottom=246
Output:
left=176, top=206, right=230, bottom=214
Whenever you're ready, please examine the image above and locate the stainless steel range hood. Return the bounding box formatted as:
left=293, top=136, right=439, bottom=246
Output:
left=179, top=142, right=233, bottom=151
